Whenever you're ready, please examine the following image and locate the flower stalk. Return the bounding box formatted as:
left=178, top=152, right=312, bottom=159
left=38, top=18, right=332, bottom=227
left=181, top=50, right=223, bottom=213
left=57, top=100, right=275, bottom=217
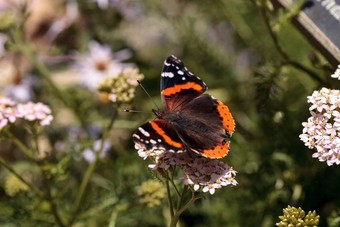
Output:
left=69, top=109, right=117, bottom=225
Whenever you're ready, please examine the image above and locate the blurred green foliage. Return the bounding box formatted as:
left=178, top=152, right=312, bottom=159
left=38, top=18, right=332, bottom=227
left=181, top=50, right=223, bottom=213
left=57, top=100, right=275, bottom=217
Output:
left=0, top=0, right=339, bottom=226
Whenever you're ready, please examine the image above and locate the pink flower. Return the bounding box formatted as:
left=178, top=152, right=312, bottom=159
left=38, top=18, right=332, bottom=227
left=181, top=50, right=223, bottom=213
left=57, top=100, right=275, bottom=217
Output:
left=0, top=97, right=19, bottom=129
left=17, top=102, right=53, bottom=126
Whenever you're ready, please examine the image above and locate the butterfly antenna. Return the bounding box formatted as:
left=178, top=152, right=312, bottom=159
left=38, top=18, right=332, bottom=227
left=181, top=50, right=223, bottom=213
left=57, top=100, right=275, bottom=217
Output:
left=137, top=80, right=160, bottom=110
left=124, top=109, right=152, bottom=113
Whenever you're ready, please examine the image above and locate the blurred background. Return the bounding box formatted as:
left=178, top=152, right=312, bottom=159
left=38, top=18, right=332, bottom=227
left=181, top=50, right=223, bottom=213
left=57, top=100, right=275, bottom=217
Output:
left=0, top=0, right=339, bottom=226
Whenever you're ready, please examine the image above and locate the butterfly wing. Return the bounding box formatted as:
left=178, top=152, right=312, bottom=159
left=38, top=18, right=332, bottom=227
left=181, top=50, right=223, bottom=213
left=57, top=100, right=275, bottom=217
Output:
left=133, top=119, right=184, bottom=153
left=169, top=94, right=235, bottom=159
left=161, top=55, right=207, bottom=111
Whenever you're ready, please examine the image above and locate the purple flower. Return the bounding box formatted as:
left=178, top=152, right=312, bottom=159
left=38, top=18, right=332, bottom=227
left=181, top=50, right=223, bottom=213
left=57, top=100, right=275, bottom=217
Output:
left=300, top=88, right=340, bottom=166
left=82, top=139, right=111, bottom=163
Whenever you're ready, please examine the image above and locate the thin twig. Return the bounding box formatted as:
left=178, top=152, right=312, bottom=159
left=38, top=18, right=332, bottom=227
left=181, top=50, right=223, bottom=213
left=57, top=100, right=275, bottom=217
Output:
left=69, top=109, right=117, bottom=225
left=258, top=0, right=324, bottom=84
left=40, top=167, right=66, bottom=227
left=4, top=130, right=35, bottom=160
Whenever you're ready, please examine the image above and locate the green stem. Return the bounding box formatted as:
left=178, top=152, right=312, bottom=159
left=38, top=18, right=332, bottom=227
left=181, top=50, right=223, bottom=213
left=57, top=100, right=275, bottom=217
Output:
left=176, top=186, right=188, bottom=211
left=0, top=157, right=43, bottom=197
left=40, top=166, right=66, bottom=227
left=169, top=192, right=202, bottom=227
left=168, top=170, right=180, bottom=197
left=166, top=180, right=174, bottom=219
left=15, top=42, right=90, bottom=133
left=69, top=110, right=117, bottom=225
left=4, top=130, right=35, bottom=160
left=19, top=45, right=70, bottom=106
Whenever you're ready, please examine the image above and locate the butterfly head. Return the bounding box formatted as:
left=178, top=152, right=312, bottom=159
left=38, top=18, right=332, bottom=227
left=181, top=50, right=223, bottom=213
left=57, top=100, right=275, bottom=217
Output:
left=152, top=109, right=164, bottom=119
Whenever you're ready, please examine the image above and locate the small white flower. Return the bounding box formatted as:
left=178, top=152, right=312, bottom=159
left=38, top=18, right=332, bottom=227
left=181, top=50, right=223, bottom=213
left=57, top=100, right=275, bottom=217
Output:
left=73, top=41, right=132, bottom=91
left=330, top=65, right=340, bottom=80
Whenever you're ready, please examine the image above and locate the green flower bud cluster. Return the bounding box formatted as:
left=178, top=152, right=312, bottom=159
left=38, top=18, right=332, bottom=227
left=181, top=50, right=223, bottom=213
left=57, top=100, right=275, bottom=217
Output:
left=97, top=68, right=144, bottom=104
left=4, top=174, right=29, bottom=197
left=276, top=206, right=320, bottom=227
left=137, top=180, right=165, bottom=207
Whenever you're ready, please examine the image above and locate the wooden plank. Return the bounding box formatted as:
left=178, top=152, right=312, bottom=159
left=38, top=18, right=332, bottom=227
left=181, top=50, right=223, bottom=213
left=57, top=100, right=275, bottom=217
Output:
left=271, top=0, right=340, bottom=67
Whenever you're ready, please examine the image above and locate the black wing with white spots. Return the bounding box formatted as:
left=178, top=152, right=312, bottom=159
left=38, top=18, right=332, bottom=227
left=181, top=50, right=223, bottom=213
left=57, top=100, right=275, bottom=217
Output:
left=133, top=119, right=184, bottom=153
left=160, top=55, right=207, bottom=111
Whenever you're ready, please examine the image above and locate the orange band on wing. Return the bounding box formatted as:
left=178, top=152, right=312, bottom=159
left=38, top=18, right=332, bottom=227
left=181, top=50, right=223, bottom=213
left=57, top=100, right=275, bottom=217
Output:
left=216, top=100, right=235, bottom=135
left=201, top=141, right=230, bottom=159
left=149, top=121, right=183, bottom=148
left=161, top=82, right=203, bottom=96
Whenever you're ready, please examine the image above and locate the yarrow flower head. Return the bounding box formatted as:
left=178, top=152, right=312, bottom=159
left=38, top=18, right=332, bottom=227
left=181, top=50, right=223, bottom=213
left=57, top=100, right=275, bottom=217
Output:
left=330, top=65, right=340, bottom=80
left=138, top=179, right=165, bottom=207
left=17, top=102, right=53, bottom=126
left=135, top=144, right=237, bottom=195
left=73, top=41, right=132, bottom=91
left=97, top=68, right=144, bottom=104
left=0, top=96, right=21, bottom=129
left=4, top=174, right=29, bottom=197
left=299, top=88, right=340, bottom=166
left=0, top=97, right=53, bottom=130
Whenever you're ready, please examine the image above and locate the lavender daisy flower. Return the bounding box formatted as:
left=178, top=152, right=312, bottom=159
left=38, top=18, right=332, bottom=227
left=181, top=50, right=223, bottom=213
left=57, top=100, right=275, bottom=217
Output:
left=73, top=41, right=132, bottom=91
left=300, top=88, right=340, bottom=166
left=3, top=75, right=35, bottom=102
left=91, top=0, right=110, bottom=9
left=82, top=139, right=111, bottom=163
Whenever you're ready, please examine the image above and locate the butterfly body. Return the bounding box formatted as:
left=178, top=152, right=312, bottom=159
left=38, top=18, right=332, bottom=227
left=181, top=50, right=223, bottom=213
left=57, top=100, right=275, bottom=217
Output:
left=133, top=56, right=235, bottom=159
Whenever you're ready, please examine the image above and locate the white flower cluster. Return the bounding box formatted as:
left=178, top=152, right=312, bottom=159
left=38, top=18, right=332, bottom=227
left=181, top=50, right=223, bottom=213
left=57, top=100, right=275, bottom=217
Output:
left=136, top=144, right=237, bottom=195
left=299, top=88, right=340, bottom=166
left=0, top=97, right=53, bottom=130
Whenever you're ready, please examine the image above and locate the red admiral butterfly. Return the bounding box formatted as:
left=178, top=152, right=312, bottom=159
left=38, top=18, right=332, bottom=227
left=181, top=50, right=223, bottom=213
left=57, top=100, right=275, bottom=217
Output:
left=133, top=55, right=235, bottom=159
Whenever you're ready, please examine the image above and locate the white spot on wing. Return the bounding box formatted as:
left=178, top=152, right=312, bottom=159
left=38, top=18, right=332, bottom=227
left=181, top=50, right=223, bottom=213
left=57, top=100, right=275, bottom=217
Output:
left=150, top=139, right=157, bottom=144
left=182, top=77, right=186, bottom=80
left=138, top=127, right=150, bottom=137
left=157, top=139, right=162, bottom=142
left=133, top=134, right=140, bottom=139
left=177, top=70, right=184, bottom=75
left=161, top=72, right=174, bottom=78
